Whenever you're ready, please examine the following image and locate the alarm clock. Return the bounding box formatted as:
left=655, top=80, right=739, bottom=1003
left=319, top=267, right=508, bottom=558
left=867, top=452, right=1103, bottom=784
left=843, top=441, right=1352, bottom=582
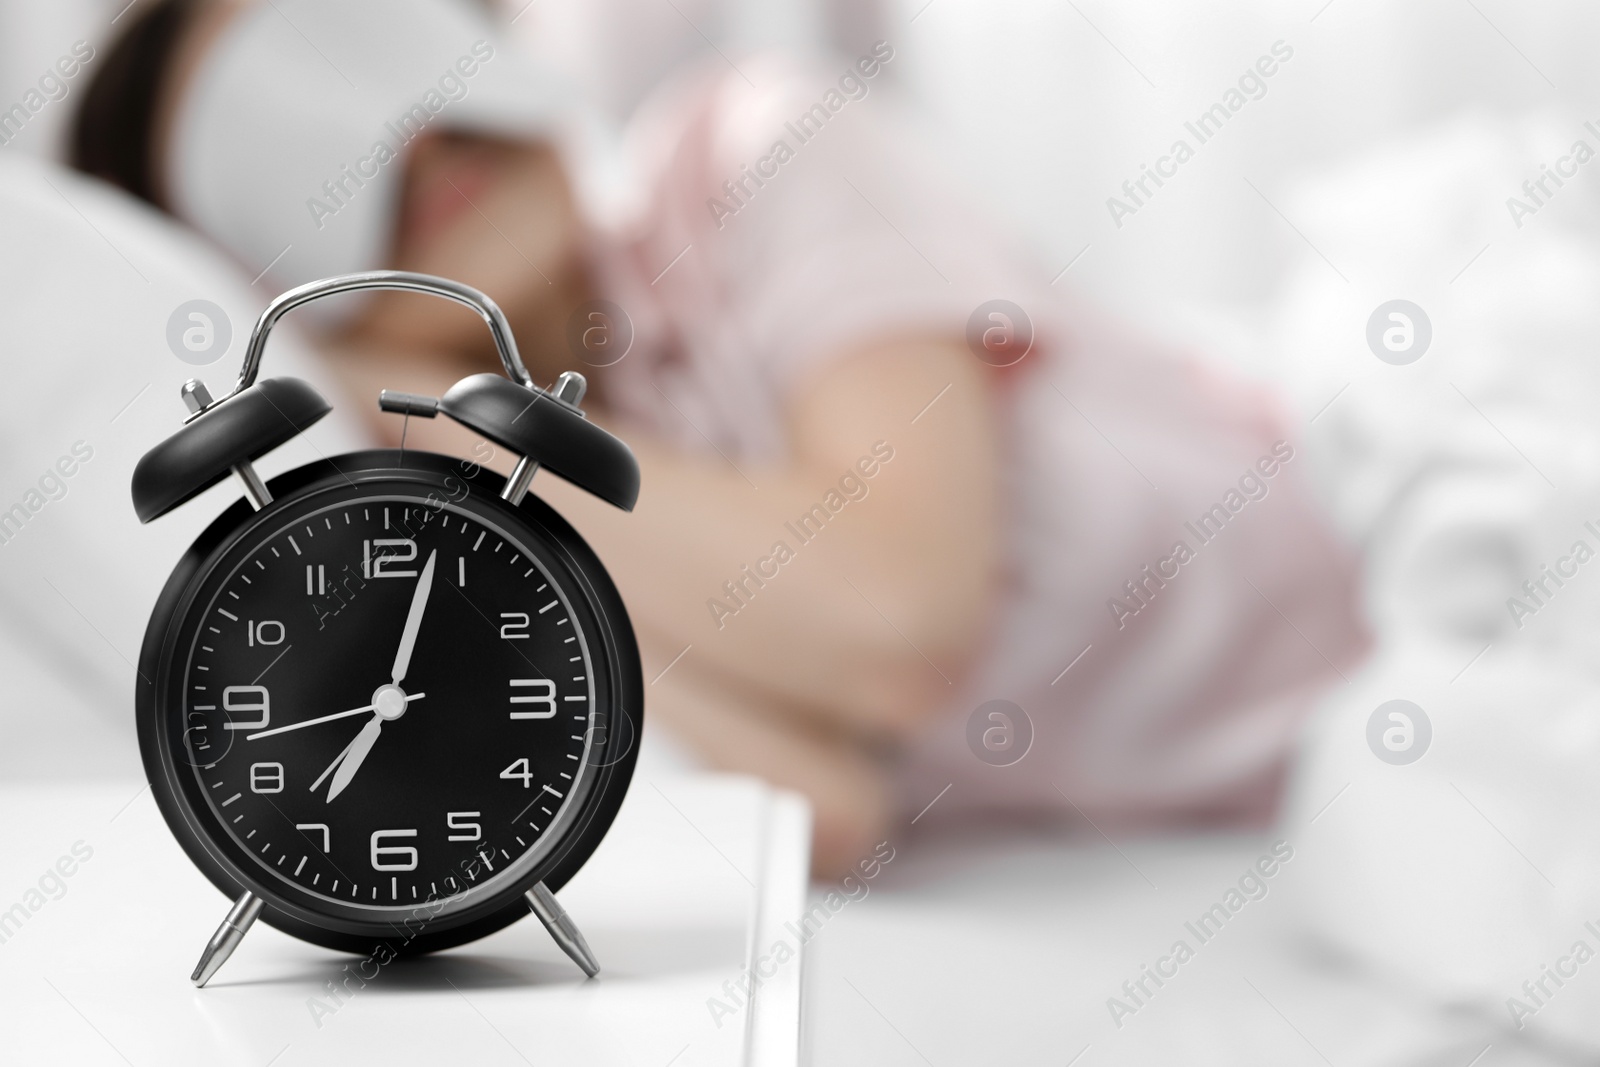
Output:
left=132, top=272, right=643, bottom=986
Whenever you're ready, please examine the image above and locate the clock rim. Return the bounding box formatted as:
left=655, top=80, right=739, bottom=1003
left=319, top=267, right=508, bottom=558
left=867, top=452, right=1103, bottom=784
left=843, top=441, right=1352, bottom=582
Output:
left=136, top=449, right=643, bottom=956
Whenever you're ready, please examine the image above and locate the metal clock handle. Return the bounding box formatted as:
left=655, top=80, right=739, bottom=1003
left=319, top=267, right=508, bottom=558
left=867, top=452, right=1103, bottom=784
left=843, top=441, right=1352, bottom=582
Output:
left=190, top=270, right=533, bottom=421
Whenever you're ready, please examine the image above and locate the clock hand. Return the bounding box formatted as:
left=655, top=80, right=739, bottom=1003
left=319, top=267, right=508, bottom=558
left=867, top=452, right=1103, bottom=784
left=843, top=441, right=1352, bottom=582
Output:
left=314, top=552, right=438, bottom=802
left=391, top=549, right=437, bottom=685
left=324, top=715, right=384, bottom=802
left=246, top=693, right=426, bottom=741
left=309, top=726, right=367, bottom=793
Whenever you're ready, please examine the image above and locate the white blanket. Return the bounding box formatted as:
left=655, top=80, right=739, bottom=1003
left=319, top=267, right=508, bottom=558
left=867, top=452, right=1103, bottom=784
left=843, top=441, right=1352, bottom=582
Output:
left=1271, top=112, right=1600, bottom=1060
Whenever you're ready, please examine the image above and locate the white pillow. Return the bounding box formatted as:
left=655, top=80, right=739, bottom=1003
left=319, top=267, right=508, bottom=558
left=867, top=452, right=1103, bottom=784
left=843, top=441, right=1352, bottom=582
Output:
left=0, top=154, right=368, bottom=780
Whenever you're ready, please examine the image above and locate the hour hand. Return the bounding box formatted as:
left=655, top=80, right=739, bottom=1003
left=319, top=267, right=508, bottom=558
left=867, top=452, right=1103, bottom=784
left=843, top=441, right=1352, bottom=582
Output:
left=324, top=716, right=384, bottom=801
left=310, top=722, right=369, bottom=795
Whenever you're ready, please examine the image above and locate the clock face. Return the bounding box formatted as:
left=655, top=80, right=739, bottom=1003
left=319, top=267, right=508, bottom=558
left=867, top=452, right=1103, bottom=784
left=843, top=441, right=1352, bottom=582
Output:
left=167, top=482, right=609, bottom=918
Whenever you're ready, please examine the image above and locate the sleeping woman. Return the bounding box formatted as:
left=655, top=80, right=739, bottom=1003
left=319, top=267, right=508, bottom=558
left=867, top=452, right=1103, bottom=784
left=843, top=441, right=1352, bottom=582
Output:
left=72, top=0, right=1368, bottom=875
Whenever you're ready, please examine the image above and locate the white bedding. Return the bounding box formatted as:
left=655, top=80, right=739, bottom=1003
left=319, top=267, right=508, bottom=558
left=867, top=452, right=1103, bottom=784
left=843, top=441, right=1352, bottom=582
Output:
left=3, top=3, right=1599, bottom=1060
left=1268, top=112, right=1600, bottom=1061
left=0, top=153, right=369, bottom=780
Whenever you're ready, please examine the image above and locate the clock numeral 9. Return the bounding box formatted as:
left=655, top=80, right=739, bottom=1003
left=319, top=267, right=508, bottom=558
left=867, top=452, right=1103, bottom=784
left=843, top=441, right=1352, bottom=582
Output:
left=500, top=758, right=534, bottom=787
left=363, top=538, right=418, bottom=579
left=247, top=620, right=285, bottom=646
left=508, top=678, right=556, bottom=719
left=250, top=762, right=284, bottom=794
left=370, top=829, right=419, bottom=871
left=222, top=685, right=269, bottom=731
left=446, top=811, right=482, bottom=841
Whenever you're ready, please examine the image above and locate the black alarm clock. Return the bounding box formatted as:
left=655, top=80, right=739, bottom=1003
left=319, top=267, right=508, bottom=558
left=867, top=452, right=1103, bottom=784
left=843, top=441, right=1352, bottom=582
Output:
left=131, top=272, right=642, bottom=986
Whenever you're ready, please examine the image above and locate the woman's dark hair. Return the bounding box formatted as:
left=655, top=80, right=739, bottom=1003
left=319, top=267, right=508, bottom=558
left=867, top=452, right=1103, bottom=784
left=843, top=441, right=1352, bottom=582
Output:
left=69, top=0, right=197, bottom=209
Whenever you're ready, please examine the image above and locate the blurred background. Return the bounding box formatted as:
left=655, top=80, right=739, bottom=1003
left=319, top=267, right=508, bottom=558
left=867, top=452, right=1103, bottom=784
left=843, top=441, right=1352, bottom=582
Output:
left=6, top=0, right=1600, bottom=1063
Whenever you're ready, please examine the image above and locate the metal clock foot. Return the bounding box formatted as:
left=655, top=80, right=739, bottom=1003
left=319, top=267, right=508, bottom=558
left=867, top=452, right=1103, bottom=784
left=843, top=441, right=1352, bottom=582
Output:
left=191, top=891, right=263, bottom=987
left=526, top=882, right=600, bottom=978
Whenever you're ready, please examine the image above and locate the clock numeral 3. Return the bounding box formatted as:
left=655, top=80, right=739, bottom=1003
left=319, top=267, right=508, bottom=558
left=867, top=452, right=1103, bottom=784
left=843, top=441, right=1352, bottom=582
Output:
left=371, top=829, right=419, bottom=871
left=222, top=685, right=270, bottom=731
left=446, top=811, right=482, bottom=841
left=250, top=762, right=284, bottom=794
left=508, top=678, right=556, bottom=719
left=500, top=758, right=534, bottom=787
left=363, top=538, right=417, bottom=579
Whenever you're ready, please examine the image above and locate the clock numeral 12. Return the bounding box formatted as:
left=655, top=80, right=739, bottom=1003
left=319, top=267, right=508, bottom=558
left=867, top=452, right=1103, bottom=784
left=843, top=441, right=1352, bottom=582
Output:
left=363, top=538, right=418, bottom=579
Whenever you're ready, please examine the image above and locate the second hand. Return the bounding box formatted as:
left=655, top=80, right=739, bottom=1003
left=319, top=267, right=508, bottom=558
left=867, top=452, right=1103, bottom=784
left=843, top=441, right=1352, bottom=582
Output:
left=245, top=693, right=427, bottom=741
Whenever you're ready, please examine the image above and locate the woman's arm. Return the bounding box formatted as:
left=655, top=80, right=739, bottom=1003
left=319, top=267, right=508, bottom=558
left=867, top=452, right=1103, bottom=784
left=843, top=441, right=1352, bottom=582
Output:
left=642, top=641, right=895, bottom=876
left=541, top=335, right=1004, bottom=745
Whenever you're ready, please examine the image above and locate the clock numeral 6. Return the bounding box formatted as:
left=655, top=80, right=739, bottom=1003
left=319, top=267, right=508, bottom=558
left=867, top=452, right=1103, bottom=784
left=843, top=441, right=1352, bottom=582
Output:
left=500, top=758, right=534, bottom=788
left=250, top=762, right=284, bottom=794
left=508, top=678, right=556, bottom=719
left=363, top=538, right=417, bottom=579
left=222, top=685, right=269, bottom=731
left=446, top=811, right=482, bottom=842
left=370, top=829, right=419, bottom=871
left=247, top=620, right=285, bottom=646
left=499, top=612, right=530, bottom=640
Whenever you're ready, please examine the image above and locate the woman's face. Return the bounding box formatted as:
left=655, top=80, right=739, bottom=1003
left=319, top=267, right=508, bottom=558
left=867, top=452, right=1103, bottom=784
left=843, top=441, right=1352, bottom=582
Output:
left=366, top=132, right=588, bottom=358
left=158, top=3, right=588, bottom=366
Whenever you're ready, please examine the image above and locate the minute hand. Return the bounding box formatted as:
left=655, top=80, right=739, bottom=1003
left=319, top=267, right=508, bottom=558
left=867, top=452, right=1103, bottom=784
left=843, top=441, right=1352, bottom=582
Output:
left=248, top=694, right=425, bottom=741
left=317, top=549, right=438, bottom=803
left=392, top=549, right=437, bottom=685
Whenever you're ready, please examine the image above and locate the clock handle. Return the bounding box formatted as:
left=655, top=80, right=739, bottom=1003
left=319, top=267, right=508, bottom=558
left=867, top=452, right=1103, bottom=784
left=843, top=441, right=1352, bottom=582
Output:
left=526, top=882, right=600, bottom=978
left=191, top=271, right=533, bottom=421
left=134, top=271, right=547, bottom=523
left=190, top=890, right=263, bottom=987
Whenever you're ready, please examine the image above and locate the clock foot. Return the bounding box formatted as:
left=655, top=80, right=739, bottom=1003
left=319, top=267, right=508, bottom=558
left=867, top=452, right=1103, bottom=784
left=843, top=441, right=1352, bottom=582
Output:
left=526, top=882, right=599, bottom=978
left=190, top=891, right=263, bottom=987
